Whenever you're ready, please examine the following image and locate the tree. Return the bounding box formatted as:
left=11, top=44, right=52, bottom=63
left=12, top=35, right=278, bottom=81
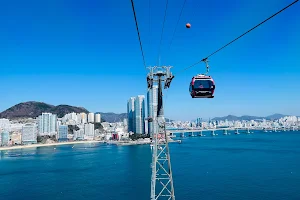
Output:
left=37, top=136, right=43, bottom=143
left=51, top=135, right=57, bottom=142
left=93, top=123, right=104, bottom=130
left=129, top=133, right=150, bottom=140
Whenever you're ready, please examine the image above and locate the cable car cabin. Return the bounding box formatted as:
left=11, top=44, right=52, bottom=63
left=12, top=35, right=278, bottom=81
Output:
left=189, top=75, right=215, bottom=98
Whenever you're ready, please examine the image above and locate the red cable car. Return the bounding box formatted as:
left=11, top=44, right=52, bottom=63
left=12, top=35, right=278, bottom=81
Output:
left=189, top=74, right=215, bottom=98
left=189, top=59, right=215, bottom=98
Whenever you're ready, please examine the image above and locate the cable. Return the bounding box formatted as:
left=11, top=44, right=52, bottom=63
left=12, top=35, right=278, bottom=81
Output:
left=149, top=0, right=151, bottom=46
left=182, top=0, right=299, bottom=72
left=130, top=0, right=147, bottom=68
left=157, top=0, right=169, bottom=65
left=168, top=0, right=187, bottom=50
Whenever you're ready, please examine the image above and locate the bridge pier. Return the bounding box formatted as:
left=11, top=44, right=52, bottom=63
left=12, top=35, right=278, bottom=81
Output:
left=235, top=129, right=239, bottom=135
left=211, top=130, right=215, bottom=136
left=188, top=132, right=195, bottom=137
left=198, top=130, right=203, bottom=136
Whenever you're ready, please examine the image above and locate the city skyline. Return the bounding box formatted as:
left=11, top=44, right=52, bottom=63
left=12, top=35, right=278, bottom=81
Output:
left=1, top=109, right=299, bottom=149
left=0, top=100, right=299, bottom=122
left=0, top=0, right=299, bottom=121
left=1, top=103, right=300, bottom=148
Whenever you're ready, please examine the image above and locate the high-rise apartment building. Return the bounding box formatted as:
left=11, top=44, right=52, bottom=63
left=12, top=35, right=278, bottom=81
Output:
left=84, top=123, right=95, bottom=140
left=1, top=131, right=9, bottom=146
left=0, top=118, right=10, bottom=131
left=147, top=85, right=158, bottom=135
left=123, top=118, right=128, bottom=132
left=95, top=113, right=101, bottom=123
left=38, top=113, right=57, bottom=136
left=134, top=95, right=145, bottom=134
left=22, top=124, right=37, bottom=144
left=77, top=114, right=82, bottom=124
left=144, top=119, right=149, bottom=135
left=81, top=113, right=87, bottom=124
left=50, top=114, right=57, bottom=134
left=58, top=125, right=68, bottom=141
left=127, top=97, right=136, bottom=133
left=88, top=113, right=94, bottom=123
left=196, top=118, right=202, bottom=127
left=74, top=129, right=84, bottom=140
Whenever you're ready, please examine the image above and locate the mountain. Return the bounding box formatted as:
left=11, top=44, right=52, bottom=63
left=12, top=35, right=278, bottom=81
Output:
left=0, top=101, right=89, bottom=119
left=265, top=113, right=286, bottom=120
left=0, top=101, right=174, bottom=122
left=98, top=112, right=127, bottom=123
left=49, top=105, right=89, bottom=118
left=212, top=113, right=290, bottom=121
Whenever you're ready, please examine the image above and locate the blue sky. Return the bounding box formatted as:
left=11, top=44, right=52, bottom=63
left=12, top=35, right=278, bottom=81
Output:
left=0, top=0, right=299, bottom=121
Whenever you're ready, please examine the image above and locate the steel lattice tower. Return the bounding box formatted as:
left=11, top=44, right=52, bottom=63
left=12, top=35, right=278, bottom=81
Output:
left=147, top=66, right=175, bottom=200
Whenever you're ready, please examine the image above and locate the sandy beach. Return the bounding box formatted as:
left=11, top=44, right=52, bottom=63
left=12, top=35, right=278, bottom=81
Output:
left=0, top=138, right=181, bottom=151
left=0, top=140, right=105, bottom=151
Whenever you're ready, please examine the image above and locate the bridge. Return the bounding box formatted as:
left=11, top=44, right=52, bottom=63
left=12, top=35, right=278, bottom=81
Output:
left=168, top=127, right=235, bottom=133
left=167, top=126, right=299, bottom=137
left=167, top=127, right=250, bottom=136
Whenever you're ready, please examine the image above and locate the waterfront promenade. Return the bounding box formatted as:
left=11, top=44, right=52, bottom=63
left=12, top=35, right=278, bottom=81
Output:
left=0, top=138, right=181, bottom=151
left=0, top=140, right=106, bottom=151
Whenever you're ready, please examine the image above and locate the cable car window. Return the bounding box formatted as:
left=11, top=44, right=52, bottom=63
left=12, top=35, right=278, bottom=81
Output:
left=194, top=79, right=212, bottom=89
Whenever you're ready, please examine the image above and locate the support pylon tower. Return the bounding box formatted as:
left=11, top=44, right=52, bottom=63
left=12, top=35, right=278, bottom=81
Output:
left=147, top=66, right=175, bottom=200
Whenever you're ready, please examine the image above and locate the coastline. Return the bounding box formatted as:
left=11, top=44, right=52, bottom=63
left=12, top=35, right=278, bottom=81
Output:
left=0, top=140, right=105, bottom=151
left=0, top=139, right=182, bottom=151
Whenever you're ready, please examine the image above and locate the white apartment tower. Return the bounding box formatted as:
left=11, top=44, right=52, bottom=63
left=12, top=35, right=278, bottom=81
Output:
left=77, top=113, right=82, bottom=124
left=88, top=113, right=95, bottom=123
left=81, top=113, right=87, bottom=124
left=95, top=113, right=101, bottom=123
left=0, top=118, right=10, bottom=131
left=38, top=113, right=57, bottom=136
left=22, top=124, right=37, bottom=144
left=84, top=123, right=95, bottom=140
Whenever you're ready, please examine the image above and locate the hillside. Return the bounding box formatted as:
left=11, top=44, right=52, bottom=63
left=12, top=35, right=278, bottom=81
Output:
left=212, top=113, right=288, bottom=121
left=98, top=112, right=127, bottom=123
left=49, top=105, right=89, bottom=118
left=0, top=101, right=173, bottom=122
left=0, top=101, right=89, bottom=119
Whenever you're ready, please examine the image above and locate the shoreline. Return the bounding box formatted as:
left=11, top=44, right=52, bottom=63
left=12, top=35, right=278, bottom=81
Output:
left=0, top=140, right=105, bottom=151
left=0, top=139, right=182, bottom=151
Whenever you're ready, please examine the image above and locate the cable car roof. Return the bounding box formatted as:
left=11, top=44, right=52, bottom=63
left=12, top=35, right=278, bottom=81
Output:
left=193, top=74, right=212, bottom=79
